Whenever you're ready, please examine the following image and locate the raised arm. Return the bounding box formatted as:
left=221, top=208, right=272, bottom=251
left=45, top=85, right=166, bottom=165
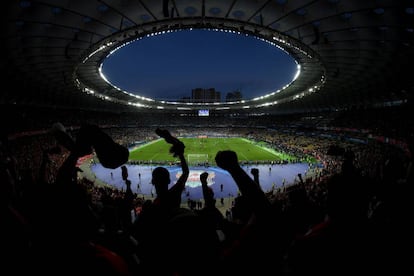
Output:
left=250, top=168, right=260, bottom=187
left=200, top=172, right=215, bottom=208
left=174, top=148, right=189, bottom=192
left=156, top=128, right=189, bottom=194
left=215, top=150, right=271, bottom=217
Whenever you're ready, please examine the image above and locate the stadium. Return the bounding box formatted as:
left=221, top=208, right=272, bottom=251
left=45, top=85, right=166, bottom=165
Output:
left=1, top=1, right=413, bottom=275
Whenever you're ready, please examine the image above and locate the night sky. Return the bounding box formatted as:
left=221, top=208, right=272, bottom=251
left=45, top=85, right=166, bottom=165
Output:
left=102, top=29, right=298, bottom=101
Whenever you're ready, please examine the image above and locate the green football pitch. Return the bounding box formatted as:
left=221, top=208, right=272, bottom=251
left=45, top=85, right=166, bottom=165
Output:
left=128, top=137, right=294, bottom=164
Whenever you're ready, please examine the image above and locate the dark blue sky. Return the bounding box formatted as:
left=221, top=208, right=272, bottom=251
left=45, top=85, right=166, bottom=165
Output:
left=102, top=29, right=298, bottom=101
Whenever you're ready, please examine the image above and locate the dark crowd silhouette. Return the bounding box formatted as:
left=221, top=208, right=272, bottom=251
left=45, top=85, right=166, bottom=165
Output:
left=2, top=116, right=413, bottom=275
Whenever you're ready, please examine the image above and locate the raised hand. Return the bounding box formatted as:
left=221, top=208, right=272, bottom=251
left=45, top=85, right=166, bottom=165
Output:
left=250, top=168, right=259, bottom=177
left=200, top=172, right=209, bottom=183
left=251, top=168, right=260, bottom=186
left=215, top=150, right=239, bottom=171
left=155, top=128, right=185, bottom=157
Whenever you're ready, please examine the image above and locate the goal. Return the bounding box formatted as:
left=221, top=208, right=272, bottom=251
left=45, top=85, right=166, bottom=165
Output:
left=187, top=154, right=209, bottom=166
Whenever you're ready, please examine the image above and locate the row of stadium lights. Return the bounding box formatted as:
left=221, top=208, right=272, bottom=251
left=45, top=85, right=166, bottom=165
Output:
left=78, top=27, right=324, bottom=110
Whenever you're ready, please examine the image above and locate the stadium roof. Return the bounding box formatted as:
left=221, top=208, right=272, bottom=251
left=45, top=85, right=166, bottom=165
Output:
left=2, top=0, right=414, bottom=113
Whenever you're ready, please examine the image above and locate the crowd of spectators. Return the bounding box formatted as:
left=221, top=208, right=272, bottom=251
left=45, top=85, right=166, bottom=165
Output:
left=2, top=104, right=413, bottom=275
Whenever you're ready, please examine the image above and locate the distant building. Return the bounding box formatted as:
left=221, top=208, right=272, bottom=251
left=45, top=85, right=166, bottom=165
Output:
left=192, top=88, right=221, bottom=103
left=226, top=90, right=243, bottom=102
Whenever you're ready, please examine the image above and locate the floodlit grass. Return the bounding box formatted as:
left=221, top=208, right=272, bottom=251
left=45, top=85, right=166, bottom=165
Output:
left=128, top=137, right=294, bottom=163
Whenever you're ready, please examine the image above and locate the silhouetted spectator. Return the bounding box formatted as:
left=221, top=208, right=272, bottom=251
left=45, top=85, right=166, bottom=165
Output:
left=132, top=129, right=217, bottom=276
left=215, top=150, right=285, bottom=275
left=29, top=123, right=132, bottom=275
left=284, top=151, right=371, bottom=276
left=196, top=172, right=226, bottom=241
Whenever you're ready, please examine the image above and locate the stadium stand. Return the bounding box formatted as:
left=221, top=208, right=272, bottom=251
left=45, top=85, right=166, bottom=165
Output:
left=2, top=1, right=413, bottom=275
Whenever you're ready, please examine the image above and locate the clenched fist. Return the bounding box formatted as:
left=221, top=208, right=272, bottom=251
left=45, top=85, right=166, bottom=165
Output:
left=215, top=150, right=240, bottom=171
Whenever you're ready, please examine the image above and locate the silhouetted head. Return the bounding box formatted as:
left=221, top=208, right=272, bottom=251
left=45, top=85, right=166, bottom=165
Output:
left=152, top=166, right=170, bottom=194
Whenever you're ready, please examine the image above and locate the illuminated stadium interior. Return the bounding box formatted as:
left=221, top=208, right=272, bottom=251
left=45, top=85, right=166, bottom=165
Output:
left=2, top=2, right=414, bottom=274
left=4, top=0, right=412, bottom=115
left=78, top=23, right=323, bottom=111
